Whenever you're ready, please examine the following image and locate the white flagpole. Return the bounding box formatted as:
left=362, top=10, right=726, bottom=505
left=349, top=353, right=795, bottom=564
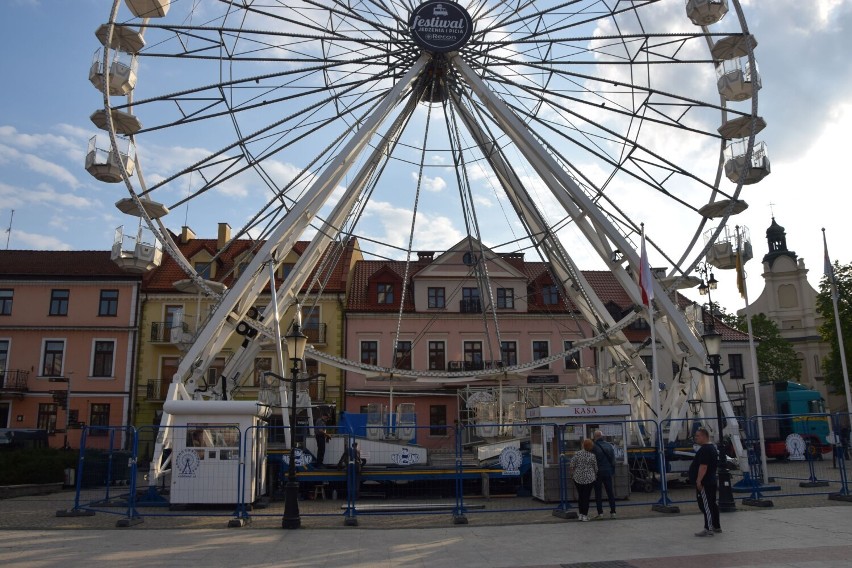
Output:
left=823, top=229, right=852, bottom=415
left=737, top=227, right=769, bottom=483
left=640, top=224, right=661, bottom=420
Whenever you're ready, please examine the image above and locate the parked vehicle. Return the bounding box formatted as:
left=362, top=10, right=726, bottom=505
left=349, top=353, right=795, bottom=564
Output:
left=744, top=381, right=832, bottom=460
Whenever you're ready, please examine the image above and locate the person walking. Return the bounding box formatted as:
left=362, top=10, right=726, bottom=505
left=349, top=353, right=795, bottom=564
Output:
left=569, top=438, right=598, bottom=522
left=592, top=430, right=617, bottom=519
left=689, top=427, right=721, bottom=537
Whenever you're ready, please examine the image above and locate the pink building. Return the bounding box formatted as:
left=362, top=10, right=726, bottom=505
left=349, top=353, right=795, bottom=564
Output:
left=344, top=239, right=600, bottom=449
left=0, top=251, right=141, bottom=449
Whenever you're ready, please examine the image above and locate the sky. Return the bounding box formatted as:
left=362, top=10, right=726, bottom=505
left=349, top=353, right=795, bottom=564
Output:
left=1, top=0, right=851, bottom=315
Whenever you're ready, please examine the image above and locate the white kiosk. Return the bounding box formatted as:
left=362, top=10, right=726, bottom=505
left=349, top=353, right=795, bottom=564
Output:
left=164, top=400, right=269, bottom=505
left=527, top=403, right=632, bottom=502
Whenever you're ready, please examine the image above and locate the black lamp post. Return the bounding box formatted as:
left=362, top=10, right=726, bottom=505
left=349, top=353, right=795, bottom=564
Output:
left=282, top=319, right=308, bottom=530
left=698, top=329, right=737, bottom=513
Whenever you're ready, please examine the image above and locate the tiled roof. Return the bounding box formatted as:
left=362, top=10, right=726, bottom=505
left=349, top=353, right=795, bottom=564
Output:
left=142, top=233, right=356, bottom=294
left=0, top=250, right=140, bottom=279
left=347, top=259, right=747, bottom=341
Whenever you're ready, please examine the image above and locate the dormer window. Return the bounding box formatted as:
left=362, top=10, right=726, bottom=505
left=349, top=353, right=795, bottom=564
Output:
left=194, top=261, right=212, bottom=279
left=542, top=284, right=559, bottom=305
left=377, top=283, right=394, bottom=304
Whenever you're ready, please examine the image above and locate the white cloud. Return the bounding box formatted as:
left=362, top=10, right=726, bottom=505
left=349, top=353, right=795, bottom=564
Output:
left=411, top=171, right=447, bottom=193
left=7, top=229, right=72, bottom=250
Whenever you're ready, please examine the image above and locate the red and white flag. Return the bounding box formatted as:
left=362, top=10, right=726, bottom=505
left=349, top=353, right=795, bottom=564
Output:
left=639, top=228, right=653, bottom=306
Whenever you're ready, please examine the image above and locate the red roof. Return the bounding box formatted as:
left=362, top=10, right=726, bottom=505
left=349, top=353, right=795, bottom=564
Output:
left=142, top=233, right=357, bottom=294
left=0, top=250, right=141, bottom=279
left=346, top=258, right=748, bottom=341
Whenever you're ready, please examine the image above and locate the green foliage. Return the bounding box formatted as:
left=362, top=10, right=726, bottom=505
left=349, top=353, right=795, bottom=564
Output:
left=730, top=312, right=802, bottom=383
left=0, top=448, right=78, bottom=486
left=817, top=261, right=852, bottom=395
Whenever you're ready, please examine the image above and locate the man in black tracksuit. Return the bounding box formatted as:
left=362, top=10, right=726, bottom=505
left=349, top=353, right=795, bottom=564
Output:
left=592, top=429, right=617, bottom=519
left=689, top=426, right=721, bottom=537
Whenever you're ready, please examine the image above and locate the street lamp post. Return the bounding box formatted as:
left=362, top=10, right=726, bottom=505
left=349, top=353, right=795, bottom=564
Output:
left=282, top=319, right=308, bottom=530
left=690, top=262, right=736, bottom=512
left=700, top=330, right=737, bottom=512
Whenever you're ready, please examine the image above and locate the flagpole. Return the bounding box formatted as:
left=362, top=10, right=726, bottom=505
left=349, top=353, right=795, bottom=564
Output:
left=823, top=228, right=852, bottom=415
left=737, top=226, right=770, bottom=483
left=640, top=224, right=661, bottom=419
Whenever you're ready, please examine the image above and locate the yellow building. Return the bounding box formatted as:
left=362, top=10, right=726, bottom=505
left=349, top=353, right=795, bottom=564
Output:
left=133, top=223, right=360, bottom=458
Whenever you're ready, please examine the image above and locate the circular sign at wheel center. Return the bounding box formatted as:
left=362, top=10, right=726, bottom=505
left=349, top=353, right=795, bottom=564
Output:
left=409, top=1, right=473, bottom=53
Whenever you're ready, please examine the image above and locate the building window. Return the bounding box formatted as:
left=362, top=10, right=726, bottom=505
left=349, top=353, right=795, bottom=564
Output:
left=428, top=287, right=445, bottom=308
left=89, top=403, right=111, bottom=436
left=464, top=341, right=483, bottom=370
left=497, top=288, right=514, bottom=309
left=360, top=341, right=378, bottom=366
left=430, top=405, right=448, bottom=436
left=0, top=289, right=12, bottom=315
left=92, top=341, right=115, bottom=377
left=428, top=341, right=446, bottom=370
left=728, top=354, right=745, bottom=379
left=542, top=285, right=559, bottom=305
left=395, top=341, right=412, bottom=370
left=236, top=259, right=252, bottom=278
left=501, top=341, right=518, bottom=367
left=98, top=289, right=119, bottom=317
left=461, top=287, right=481, bottom=313
left=564, top=340, right=580, bottom=370
left=281, top=263, right=295, bottom=280
left=42, top=340, right=65, bottom=376
left=0, top=340, right=8, bottom=378
left=49, top=289, right=69, bottom=316
left=38, top=403, right=58, bottom=433
left=377, top=283, right=394, bottom=304
left=640, top=355, right=654, bottom=375
left=195, top=261, right=212, bottom=279
left=532, top=340, right=550, bottom=369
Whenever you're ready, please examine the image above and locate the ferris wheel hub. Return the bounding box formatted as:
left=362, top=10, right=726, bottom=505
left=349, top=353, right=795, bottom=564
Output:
left=409, top=1, right=473, bottom=54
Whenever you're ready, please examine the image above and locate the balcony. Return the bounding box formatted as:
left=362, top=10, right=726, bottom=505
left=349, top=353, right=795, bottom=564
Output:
left=150, top=320, right=194, bottom=344
left=459, top=299, right=482, bottom=313
left=145, top=379, right=166, bottom=401
left=448, top=360, right=504, bottom=372
left=302, top=323, right=327, bottom=345
left=0, top=370, right=29, bottom=395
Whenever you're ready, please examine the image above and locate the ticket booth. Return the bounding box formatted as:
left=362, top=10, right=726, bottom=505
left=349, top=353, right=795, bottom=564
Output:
left=164, top=400, right=269, bottom=505
left=527, top=403, right=631, bottom=502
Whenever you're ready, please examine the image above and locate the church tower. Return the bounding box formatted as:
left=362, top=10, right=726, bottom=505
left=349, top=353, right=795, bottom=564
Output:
left=739, top=218, right=834, bottom=405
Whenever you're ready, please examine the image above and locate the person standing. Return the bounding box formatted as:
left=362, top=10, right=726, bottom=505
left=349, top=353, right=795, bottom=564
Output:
left=592, top=430, right=617, bottom=519
left=689, top=427, right=721, bottom=537
left=569, top=438, right=598, bottom=521
left=314, top=413, right=330, bottom=467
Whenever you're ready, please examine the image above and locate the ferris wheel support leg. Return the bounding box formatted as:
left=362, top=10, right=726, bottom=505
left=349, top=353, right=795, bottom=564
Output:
left=216, top=89, right=425, bottom=396
left=170, top=54, right=432, bottom=390
left=452, top=55, right=719, bottom=416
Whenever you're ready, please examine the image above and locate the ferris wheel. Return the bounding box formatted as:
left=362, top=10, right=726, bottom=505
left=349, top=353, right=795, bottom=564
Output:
left=87, top=0, right=768, bottom=419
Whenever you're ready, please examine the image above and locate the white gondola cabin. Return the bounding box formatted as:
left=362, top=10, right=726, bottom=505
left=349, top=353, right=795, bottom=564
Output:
left=685, top=0, right=729, bottom=26
left=85, top=135, right=135, bottom=183
left=111, top=225, right=163, bottom=273
left=125, top=0, right=171, bottom=18
left=716, top=59, right=761, bottom=102
left=704, top=225, right=753, bottom=270
left=89, top=48, right=137, bottom=96
left=724, top=140, right=770, bottom=185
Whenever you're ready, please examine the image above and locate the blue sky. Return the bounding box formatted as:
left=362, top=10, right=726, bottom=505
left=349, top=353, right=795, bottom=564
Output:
left=1, top=0, right=851, bottom=314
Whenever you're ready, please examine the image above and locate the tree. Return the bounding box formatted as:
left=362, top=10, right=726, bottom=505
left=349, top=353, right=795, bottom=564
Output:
left=718, top=309, right=802, bottom=383
left=816, top=260, right=852, bottom=395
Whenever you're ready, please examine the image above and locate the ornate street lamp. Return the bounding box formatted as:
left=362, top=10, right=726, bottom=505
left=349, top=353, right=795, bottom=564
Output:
left=282, top=317, right=308, bottom=530
left=697, top=328, right=737, bottom=512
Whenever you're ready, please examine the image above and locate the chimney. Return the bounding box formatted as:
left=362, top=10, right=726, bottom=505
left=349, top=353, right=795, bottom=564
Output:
left=417, top=251, right=434, bottom=262
left=218, top=223, right=231, bottom=250
left=181, top=226, right=196, bottom=243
